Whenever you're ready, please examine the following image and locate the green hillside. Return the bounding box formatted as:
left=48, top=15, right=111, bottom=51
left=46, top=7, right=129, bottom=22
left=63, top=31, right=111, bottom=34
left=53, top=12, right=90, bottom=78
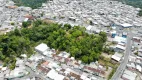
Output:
left=114, top=0, right=142, bottom=16
left=12, top=0, right=48, bottom=9
left=117, top=0, right=142, bottom=8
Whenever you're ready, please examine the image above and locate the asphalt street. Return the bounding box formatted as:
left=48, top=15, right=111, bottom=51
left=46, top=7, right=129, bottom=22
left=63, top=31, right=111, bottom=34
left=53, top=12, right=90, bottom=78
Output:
left=111, top=31, right=133, bottom=80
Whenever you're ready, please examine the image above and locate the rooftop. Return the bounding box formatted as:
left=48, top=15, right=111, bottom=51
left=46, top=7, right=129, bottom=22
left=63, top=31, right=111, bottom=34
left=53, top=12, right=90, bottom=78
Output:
left=35, top=43, right=49, bottom=53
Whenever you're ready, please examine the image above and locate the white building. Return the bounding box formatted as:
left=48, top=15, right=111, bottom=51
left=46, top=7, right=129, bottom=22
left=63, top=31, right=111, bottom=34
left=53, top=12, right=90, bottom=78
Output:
left=46, top=69, right=65, bottom=80
left=121, top=23, right=132, bottom=28
left=136, top=64, right=142, bottom=72
left=111, top=52, right=123, bottom=62
left=5, top=67, right=28, bottom=79
left=122, top=69, right=137, bottom=80
left=35, top=43, right=49, bottom=55
left=115, top=44, right=126, bottom=51
left=113, top=36, right=126, bottom=43
left=58, top=52, right=70, bottom=58
left=86, top=25, right=93, bottom=32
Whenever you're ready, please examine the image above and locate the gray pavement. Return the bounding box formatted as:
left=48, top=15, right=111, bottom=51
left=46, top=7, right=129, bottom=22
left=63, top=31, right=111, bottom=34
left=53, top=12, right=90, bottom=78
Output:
left=10, top=62, right=46, bottom=80
left=111, top=31, right=133, bottom=80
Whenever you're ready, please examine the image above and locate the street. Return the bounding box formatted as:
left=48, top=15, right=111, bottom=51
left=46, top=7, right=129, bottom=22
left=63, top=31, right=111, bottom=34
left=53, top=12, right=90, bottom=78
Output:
left=111, top=31, right=133, bottom=80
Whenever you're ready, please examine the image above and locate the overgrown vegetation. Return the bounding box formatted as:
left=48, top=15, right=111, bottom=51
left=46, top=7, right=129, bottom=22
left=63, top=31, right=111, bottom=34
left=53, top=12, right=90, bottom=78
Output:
left=0, top=20, right=107, bottom=69
left=108, top=68, right=117, bottom=80
left=12, top=0, right=48, bottom=9
left=22, top=21, right=32, bottom=28
left=138, top=10, right=142, bottom=16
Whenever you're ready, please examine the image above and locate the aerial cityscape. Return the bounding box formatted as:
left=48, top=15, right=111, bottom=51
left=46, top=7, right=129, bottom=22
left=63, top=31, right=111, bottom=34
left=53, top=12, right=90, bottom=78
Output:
left=0, top=0, right=142, bottom=80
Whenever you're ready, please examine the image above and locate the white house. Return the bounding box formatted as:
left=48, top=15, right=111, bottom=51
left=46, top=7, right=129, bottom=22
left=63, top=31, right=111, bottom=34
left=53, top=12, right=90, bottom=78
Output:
left=122, top=69, right=137, bottom=80
left=113, top=36, right=126, bottom=43
left=121, top=23, right=132, bottom=28
left=111, top=52, right=123, bottom=62
left=115, top=45, right=126, bottom=51
left=35, top=43, right=49, bottom=55
left=136, top=64, right=142, bottom=72
left=86, top=25, right=93, bottom=32
left=58, top=52, right=70, bottom=58
left=5, top=67, right=28, bottom=79
left=46, top=69, right=65, bottom=80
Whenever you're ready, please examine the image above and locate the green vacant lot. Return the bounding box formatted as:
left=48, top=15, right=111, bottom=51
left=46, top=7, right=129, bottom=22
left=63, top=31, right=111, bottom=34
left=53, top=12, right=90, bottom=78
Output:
left=0, top=20, right=107, bottom=69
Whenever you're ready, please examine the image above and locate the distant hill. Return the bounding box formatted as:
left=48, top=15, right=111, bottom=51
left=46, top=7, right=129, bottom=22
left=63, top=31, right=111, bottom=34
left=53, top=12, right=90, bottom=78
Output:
left=12, top=0, right=48, bottom=9
left=114, top=0, right=142, bottom=16
left=114, top=0, right=142, bottom=8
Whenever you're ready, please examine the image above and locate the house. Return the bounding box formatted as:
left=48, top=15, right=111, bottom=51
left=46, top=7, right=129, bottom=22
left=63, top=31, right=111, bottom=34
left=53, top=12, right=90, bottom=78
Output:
left=0, top=72, right=4, bottom=80
left=115, top=44, right=126, bottom=52
left=136, top=64, right=142, bottom=72
left=132, top=37, right=141, bottom=43
left=122, top=32, right=127, bottom=38
left=46, top=69, right=65, bottom=80
left=121, top=23, right=132, bottom=28
left=113, top=36, right=126, bottom=43
left=121, top=69, right=137, bottom=80
left=69, top=17, right=76, bottom=22
left=41, top=61, right=50, bottom=68
left=83, top=66, right=105, bottom=76
left=86, top=25, right=93, bottom=32
left=58, top=52, right=70, bottom=58
left=37, top=66, right=51, bottom=75
left=138, top=49, right=142, bottom=57
left=5, top=67, right=28, bottom=79
left=127, top=62, right=136, bottom=70
left=118, top=42, right=125, bottom=47
left=80, top=73, right=88, bottom=80
left=111, top=31, right=116, bottom=38
left=24, top=18, right=29, bottom=22
left=29, top=54, right=44, bottom=62
left=16, top=59, right=24, bottom=67
left=35, top=43, right=49, bottom=55
left=21, top=54, right=27, bottom=58
left=69, top=71, right=82, bottom=80
left=25, top=61, right=38, bottom=71
left=24, top=15, right=34, bottom=20
left=6, top=6, right=18, bottom=9
left=128, top=56, right=136, bottom=62
left=111, top=52, right=123, bottom=62
left=1, top=67, right=7, bottom=71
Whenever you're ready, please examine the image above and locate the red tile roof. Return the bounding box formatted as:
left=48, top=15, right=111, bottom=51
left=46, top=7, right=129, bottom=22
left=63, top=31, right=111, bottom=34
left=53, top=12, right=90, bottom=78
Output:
left=24, top=15, right=34, bottom=20
left=42, top=61, right=49, bottom=66
left=84, top=66, right=105, bottom=75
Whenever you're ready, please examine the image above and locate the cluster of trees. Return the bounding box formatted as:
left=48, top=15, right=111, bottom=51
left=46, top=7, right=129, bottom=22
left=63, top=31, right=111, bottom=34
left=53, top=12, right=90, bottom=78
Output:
left=0, top=20, right=107, bottom=69
left=12, top=0, right=48, bottom=9
left=22, top=21, right=31, bottom=28
left=0, top=29, right=33, bottom=69
left=103, top=47, right=114, bottom=55
left=138, top=10, right=142, bottom=16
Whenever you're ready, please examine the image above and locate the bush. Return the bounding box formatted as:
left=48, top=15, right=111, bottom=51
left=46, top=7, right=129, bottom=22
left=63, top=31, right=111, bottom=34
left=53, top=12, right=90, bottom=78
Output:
left=138, top=10, right=142, bottom=16
left=11, top=22, right=15, bottom=25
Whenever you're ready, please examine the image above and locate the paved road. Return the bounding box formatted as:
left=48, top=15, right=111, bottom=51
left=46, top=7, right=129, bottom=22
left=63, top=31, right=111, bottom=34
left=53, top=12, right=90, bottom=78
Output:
left=5, top=60, right=46, bottom=80
left=12, top=66, right=46, bottom=80
left=111, top=31, right=133, bottom=80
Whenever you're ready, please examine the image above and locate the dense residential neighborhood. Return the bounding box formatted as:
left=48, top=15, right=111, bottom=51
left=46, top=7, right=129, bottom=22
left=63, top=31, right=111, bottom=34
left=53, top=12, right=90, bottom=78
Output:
left=0, top=0, right=142, bottom=80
